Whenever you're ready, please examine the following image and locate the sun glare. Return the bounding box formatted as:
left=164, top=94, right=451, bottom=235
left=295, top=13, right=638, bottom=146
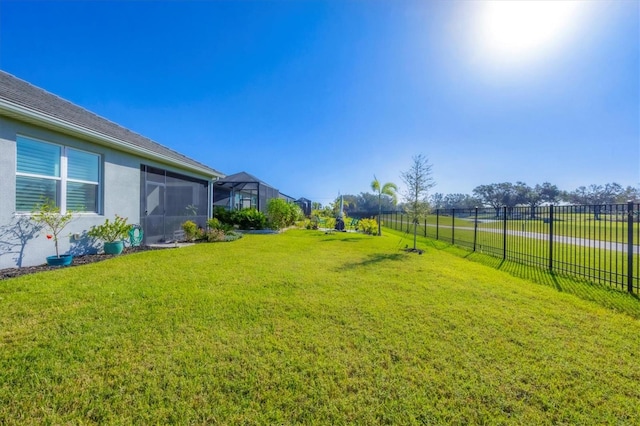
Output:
left=474, top=0, right=585, bottom=67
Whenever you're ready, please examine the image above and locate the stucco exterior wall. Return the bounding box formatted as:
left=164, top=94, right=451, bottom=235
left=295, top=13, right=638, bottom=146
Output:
left=0, top=116, right=211, bottom=269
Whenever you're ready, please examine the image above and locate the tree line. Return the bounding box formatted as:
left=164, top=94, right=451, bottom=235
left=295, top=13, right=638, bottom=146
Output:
left=318, top=181, right=639, bottom=214
left=436, top=182, right=639, bottom=210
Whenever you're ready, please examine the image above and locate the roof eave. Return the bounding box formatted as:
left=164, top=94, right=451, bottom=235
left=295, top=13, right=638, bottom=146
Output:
left=0, top=98, right=224, bottom=180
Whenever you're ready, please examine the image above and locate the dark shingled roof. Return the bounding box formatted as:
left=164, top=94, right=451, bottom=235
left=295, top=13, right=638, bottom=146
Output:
left=0, top=70, right=223, bottom=177
left=215, top=171, right=276, bottom=190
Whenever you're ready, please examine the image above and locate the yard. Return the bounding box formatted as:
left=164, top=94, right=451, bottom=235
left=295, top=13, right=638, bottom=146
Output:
left=1, top=229, right=639, bottom=424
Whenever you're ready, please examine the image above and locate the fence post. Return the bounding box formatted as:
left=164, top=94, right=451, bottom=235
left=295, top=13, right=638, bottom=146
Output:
left=503, top=206, right=507, bottom=260
left=424, top=218, right=427, bottom=237
left=473, top=207, right=478, bottom=252
left=400, top=212, right=403, bottom=232
left=452, top=208, right=455, bottom=245
left=436, top=209, right=440, bottom=241
left=549, top=204, right=554, bottom=272
left=628, top=201, right=634, bottom=293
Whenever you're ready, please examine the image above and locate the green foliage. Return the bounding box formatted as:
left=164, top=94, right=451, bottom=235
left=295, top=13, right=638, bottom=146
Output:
left=289, top=203, right=304, bottom=224
left=267, top=198, right=301, bottom=230
left=357, top=217, right=378, bottom=235
left=181, top=220, right=202, bottom=241
left=30, top=200, right=74, bottom=258
left=325, top=217, right=336, bottom=229
left=88, top=215, right=132, bottom=243
left=234, top=208, right=267, bottom=230
left=223, top=231, right=243, bottom=242
left=212, top=207, right=267, bottom=230
left=207, top=217, right=233, bottom=233
left=212, top=207, right=234, bottom=225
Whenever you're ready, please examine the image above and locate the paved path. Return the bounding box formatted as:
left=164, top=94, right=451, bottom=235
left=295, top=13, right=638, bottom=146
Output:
left=388, top=220, right=639, bottom=254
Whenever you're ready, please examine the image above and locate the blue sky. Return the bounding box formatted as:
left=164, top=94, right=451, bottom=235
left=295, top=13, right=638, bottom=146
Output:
left=1, top=0, right=638, bottom=205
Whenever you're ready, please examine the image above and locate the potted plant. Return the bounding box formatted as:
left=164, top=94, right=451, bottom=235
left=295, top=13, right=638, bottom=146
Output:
left=30, top=200, right=75, bottom=266
left=88, top=215, right=132, bottom=255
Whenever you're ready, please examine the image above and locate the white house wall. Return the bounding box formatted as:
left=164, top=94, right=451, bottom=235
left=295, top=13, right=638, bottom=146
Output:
left=0, top=115, right=211, bottom=269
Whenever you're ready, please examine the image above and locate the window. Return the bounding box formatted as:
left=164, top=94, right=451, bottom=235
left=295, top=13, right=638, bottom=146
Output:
left=16, top=136, right=100, bottom=213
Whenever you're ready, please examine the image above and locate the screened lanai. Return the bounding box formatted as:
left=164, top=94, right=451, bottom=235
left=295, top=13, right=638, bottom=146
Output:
left=213, top=171, right=280, bottom=214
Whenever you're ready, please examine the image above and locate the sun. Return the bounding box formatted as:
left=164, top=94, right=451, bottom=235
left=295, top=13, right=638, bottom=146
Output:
left=473, top=0, right=586, bottom=67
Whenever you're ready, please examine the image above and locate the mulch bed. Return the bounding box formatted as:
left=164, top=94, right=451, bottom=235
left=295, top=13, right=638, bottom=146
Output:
left=0, top=246, right=158, bottom=280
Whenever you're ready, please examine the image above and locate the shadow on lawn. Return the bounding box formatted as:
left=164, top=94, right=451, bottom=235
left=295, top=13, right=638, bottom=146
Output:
left=319, top=236, right=363, bottom=243
left=461, top=250, right=640, bottom=319
left=337, top=252, right=408, bottom=271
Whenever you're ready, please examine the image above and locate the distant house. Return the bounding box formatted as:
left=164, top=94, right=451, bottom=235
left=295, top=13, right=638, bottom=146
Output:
left=279, top=193, right=296, bottom=203
left=0, top=71, right=224, bottom=269
left=295, top=197, right=312, bottom=216
left=213, top=171, right=282, bottom=214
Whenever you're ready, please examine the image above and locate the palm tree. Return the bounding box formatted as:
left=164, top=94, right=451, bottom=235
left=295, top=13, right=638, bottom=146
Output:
left=371, top=175, right=398, bottom=236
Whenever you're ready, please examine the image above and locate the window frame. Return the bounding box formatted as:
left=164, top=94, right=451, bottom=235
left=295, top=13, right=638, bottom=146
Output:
left=15, top=135, right=102, bottom=214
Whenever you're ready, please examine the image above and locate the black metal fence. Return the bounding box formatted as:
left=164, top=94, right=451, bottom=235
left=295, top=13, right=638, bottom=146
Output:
left=380, top=202, right=640, bottom=294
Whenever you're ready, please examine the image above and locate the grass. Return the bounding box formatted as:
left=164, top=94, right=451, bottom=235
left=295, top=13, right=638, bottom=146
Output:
left=1, top=230, right=640, bottom=424
left=417, top=212, right=636, bottom=244
left=383, top=213, right=640, bottom=292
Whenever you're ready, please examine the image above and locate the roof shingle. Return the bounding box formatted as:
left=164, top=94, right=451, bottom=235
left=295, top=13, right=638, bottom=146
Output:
left=0, top=70, right=223, bottom=177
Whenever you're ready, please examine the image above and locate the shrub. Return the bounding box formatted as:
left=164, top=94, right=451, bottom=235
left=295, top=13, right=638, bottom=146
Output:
left=88, top=215, right=132, bottom=242
left=268, top=198, right=303, bottom=230
left=206, top=228, right=226, bottom=242
left=233, top=208, right=267, bottom=230
left=357, top=217, right=378, bottom=235
left=181, top=220, right=202, bottom=241
left=224, top=231, right=243, bottom=242
left=207, top=217, right=233, bottom=232
left=213, top=207, right=234, bottom=226
left=288, top=204, right=304, bottom=224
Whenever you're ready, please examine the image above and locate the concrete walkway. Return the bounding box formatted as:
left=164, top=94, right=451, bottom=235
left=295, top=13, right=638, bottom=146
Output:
left=435, top=224, right=639, bottom=254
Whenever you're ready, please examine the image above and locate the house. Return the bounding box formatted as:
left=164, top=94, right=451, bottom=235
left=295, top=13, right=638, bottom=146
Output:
left=213, top=171, right=282, bottom=214
left=0, top=70, right=224, bottom=269
left=295, top=197, right=312, bottom=216
left=279, top=193, right=296, bottom=204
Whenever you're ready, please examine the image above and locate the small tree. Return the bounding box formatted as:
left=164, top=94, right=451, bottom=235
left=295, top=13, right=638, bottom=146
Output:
left=401, top=154, right=436, bottom=250
left=30, top=200, right=74, bottom=258
left=371, top=175, right=397, bottom=236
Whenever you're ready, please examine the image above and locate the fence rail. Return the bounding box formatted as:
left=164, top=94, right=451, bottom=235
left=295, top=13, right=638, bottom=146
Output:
left=379, top=203, right=640, bottom=294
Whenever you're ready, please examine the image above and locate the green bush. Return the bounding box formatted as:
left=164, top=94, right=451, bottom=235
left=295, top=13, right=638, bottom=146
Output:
left=207, top=217, right=233, bottom=232
left=268, top=199, right=303, bottom=230
left=181, top=220, right=202, bottom=241
left=357, top=217, right=378, bottom=235
left=233, top=208, right=267, bottom=230
left=288, top=204, right=304, bottom=224
left=88, top=215, right=132, bottom=242
left=212, top=207, right=267, bottom=230
left=224, top=231, right=243, bottom=242
left=212, top=207, right=234, bottom=226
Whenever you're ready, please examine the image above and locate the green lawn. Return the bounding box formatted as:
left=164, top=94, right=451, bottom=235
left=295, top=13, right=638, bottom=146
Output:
left=383, top=213, right=640, bottom=293
left=417, top=212, right=635, bottom=244
left=1, top=230, right=639, bottom=424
